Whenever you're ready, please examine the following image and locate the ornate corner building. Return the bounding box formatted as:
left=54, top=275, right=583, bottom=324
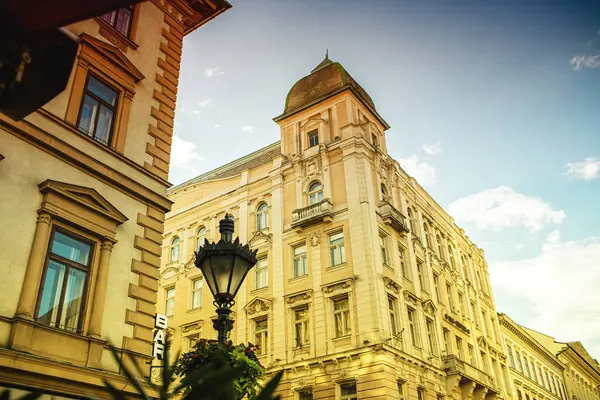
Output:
left=159, top=56, right=515, bottom=399
left=0, top=0, right=230, bottom=397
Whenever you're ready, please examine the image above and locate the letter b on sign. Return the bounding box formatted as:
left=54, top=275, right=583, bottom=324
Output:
left=155, top=313, right=168, bottom=329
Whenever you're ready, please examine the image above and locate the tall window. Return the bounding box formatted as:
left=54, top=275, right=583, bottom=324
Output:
left=436, top=234, right=444, bottom=258
left=443, top=328, right=450, bottom=354
left=388, top=295, right=400, bottom=336
left=446, top=283, right=454, bottom=309
left=426, top=318, right=437, bottom=355
left=468, top=344, right=477, bottom=366
left=470, top=301, right=479, bottom=326
left=456, top=336, right=464, bottom=360
left=458, top=292, right=466, bottom=315
left=399, top=244, right=410, bottom=280
left=308, top=182, right=323, bottom=205
left=531, top=358, right=538, bottom=382
left=539, top=365, right=545, bottom=388
left=100, top=5, right=135, bottom=36
left=78, top=75, right=118, bottom=146
left=191, top=279, right=202, bottom=309
left=481, top=309, right=488, bottom=335
left=371, top=133, right=378, bottom=147
left=507, top=345, right=515, bottom=368
left=423, top=223, right=431, bottom=248
left=433, top=273, right=440, bottom=301
left=197, top=227, right=206, bottom=250
left=165, top=287, right=175, bottom=316
left=407, top=307, right=420, bottom=347
left=544, top=372, right=551, bottom=392
left=255, top=258, right=268, bottom=289
left=293, top=244, right=308, bottom=277
left=551, top=376, right=558, bottom=394
left=294, top=307, right=310, bottom=347
left=340, top=382, right=357, bottom=400
left=448, top=245, right=456, bottom=269
left=481, top=351, right=490, bottom=374
left=308, top=130, right=319, bottom=147
left=417, top=388, right=425, bottom=400
left=329, top=232, right=346, bottom=266
left=523, top=356, right=531, bottom=379
left=298, top=390, right=313, bottom=400
left=256, top=203, right=269, bottom=230
left=380, top=183, right=388, bottom=201
left=170, top=237, right=180, bottom=263
left=417, top=261, right=427, bottom=291
left=333, top=296, right=351, bottom=337
left=516, top=351, right=523, bottom=372
left=397, top=381, right=404, bottom=400
left=407, top=207, right=419, bottom=234
left=380, top=234, right=389, bottom=266
left=254, top=318, right=268, bottom=356
left=461, top=256, right=470, bottom=281
left=36, top=229, right=92, bottom=332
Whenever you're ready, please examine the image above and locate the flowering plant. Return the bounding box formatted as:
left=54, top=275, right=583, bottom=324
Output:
left=175, top=339, right=265, bottom=400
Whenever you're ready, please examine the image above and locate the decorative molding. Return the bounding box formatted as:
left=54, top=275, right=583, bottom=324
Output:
left=248, top=230, right=273, bottom=248
left=383, top=277, right=401, bottom=294
left=245, top=297, right=272, bottom=315
left=444, top=313, right=470, bottom=334
left=309, top=230, right=321, bottom=247
left=403, top=290, right=419, bottom=306
left=422, top=299, right=436, bottom=316
left=182, top=322, right=203, bottom=333
left=286, top=290, right=313, bottom=305
left=78, top=33, right=144, bottom=82
left=323, top=279, right=353, bottom=294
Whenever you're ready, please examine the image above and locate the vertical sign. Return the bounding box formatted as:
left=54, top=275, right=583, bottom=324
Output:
left=153, top=313, right=168, bottom=360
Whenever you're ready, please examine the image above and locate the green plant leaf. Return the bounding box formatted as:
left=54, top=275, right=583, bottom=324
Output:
left=107, top=344, right=148, bottom=399
left=253, top=371, right=283, bottom=400
left=102, top=379, right=128, bottom=400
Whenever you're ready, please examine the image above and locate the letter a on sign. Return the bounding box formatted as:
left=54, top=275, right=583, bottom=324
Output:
left=155, top=313, right=168, bottom=329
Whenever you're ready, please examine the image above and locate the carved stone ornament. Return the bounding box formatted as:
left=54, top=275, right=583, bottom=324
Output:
left=383, top=277, right=401, bottom=294
left=403, top=290, right=419, bottom=306
left=182, top=322, right=203, bottom=333
left=248, top=230, right=273, bottom=248
left=309, top=230, right=321, bottom=247
left=301, top=154, right=323, bottom=184
left=286, top=290, right=313, bottom=304
left=422, top=299, right=436, bottom=316
left=477, top=335, right=488, bottom=349
left=323, top=280, right=352, bottom=294
left=245, top=297, right=272, bottom=315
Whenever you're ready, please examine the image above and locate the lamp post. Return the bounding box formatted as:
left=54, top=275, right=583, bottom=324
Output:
left=194, top=214, right=258, bottom=343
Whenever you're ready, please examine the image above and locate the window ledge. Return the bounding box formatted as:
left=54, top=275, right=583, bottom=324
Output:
left=383, top=263, right=394, bottom=271
left=289, top=274, right=308, bottom=283
left=251, top=287, right=268, bottom=295
left=94, top=17, right=139, bottom=52
left=332, top=334, right=352, bottom=342
left=327, top=262, right=347, bottom=272
left=187, top=307, right=202, bottom=314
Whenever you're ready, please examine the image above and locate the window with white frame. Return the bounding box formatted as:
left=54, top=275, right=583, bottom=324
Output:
left=293, top=244, right=308, bottom=277
left=380, top=233, right=389, bottom=266
left=308, top=130, right=319, bottom=147
left=399, top=244, right=410, bottom=280
left=407, top=306, right=420, bottom=347
left=197, top=227, right=206, bottom=250
left=256, top=203, right=269, bottom=231
left=294, top=307, right=310, bottom=347
left=255, top=257, right=268, bottom=289
left=170, top=237, right=180, bottom=262
left=333, top=296, right=351, bottom=337
left=426, top=318, right=437, bottom=355
left=329, top=231, right=346, bottom=267
left=308, top=181, right=323, bottom=205
left=165, top=287, right=175, bottom=316
left=191, top=279, right=202, bottom=309
left=254, top=317, right=268, bottom=356
left=339, top=382, right=357, bottom=400
left=388, top=295, right=400, bottom=336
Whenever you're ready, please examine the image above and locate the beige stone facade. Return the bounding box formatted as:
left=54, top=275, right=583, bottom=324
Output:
left=0, top=1, right=229, bottom=397
left=159, top=57, right=513, bottom=399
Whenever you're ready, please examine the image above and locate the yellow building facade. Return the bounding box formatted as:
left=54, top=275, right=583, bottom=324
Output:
left=160, top=57, right=514, bottom=399
left=0, top=0, right=230, bottom=397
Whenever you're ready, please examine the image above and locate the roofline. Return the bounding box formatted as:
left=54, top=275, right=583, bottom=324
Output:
left=168, top=141, right=281, bottom=194
left=273, top=85, right=390, bottom=130
left=562, top=343, right=600, bottom=379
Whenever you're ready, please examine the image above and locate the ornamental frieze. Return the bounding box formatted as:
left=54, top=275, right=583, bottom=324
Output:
left=245, top=297, right=272, bottom=315
left=383, top=277, right=401, bottom=294
left=286, top=290, right=313, bottom=304
left=323, top=279, right=352, bottom=294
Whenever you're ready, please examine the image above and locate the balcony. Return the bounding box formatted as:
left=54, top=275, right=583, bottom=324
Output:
left=442, top=355, right=499, bottom=399
left=291, top=199, right=333, bottom=229
left=378, top=201, right=409, bottom=234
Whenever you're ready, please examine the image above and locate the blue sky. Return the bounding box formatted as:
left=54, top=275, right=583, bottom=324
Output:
left=171, top=0, right=600, bottom=357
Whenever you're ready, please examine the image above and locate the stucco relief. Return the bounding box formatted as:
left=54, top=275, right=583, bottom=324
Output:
left=323, top=280, right=352, bottom=294
left=309, top=230, right=321, bottom=247
left=248, top=230, right=273, bottom=248
left=383, top=277, right=401, bottom=294
left=245, top=297, right=272, bottom=315
left=286, top=291, right=312, bottom=304
left=404, top=290, right=419, bottom=306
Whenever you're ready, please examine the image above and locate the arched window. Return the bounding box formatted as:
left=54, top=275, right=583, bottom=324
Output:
left=257, top=203, right=269, bottom=230
left=423, top=223, right=431, bottom=248
left=380, top=183, right=388, bottom=201
left=448, top=245, right=456, bottom=269
left=308, top=182, right=323, bottom=205
left=197, top=227, right=206, bottom=250
left=170, top=237, right=180, bottom=263
left=436, top=234, right=444, bottom=257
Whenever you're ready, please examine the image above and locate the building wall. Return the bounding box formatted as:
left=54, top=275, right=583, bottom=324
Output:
left=160, top=67, right=513, bottom=399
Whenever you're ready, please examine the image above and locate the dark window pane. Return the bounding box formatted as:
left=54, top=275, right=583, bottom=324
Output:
left=101, top=11, right=116, bottom=25
left=341, top=383, right=357, bottom=395
left=115, top=8, right=133, bottom=35
left=95, top=105, right=114, bottom=144
left=87, top=76, right=117, bottom=106
left=78, top=95, right=98, bottom=135
left=51, top=231, right=91, bottom=266
left=60, top=268, right=86, bottom=331
left=36, top=260, right=66, bottom=325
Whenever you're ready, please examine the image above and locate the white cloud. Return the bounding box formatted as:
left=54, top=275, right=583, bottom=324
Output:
left=205, top=67, right=224, bottom=78
left=571, top=54, right=600, bottom=70
left=399, top=154, right=436, bottom=187
left=447, top=186, right=565, bottom=232
left=213, top=124, right=221, bottom=128
left=564, top=157, right=600, bottom=181
left=170, top=135, right=204, bottom=170
left=197, top=99, right=212, bottom=108
left=491, top=230, right=600, bottom=345
left=422, top=141, right=443, bottom=155
left=242, top=126, right=255, bottom=133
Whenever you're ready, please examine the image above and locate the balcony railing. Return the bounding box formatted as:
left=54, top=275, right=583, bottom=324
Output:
left=442, top=355, right=498, bottom=393
left=291, top=199, right=333, bottom=229
left=378, top=201, right=409, bottom=234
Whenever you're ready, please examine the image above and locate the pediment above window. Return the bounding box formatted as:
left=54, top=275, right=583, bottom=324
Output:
left=245, top=297, right=272, bottom=315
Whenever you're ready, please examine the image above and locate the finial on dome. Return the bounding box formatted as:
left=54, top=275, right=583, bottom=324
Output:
left=326, top=48, right=328, bottom=59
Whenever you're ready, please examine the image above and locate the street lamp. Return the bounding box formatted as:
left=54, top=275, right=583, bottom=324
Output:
left=194, top=214, right=258, bottom=343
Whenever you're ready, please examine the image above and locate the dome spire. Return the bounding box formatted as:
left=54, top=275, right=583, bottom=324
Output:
left=311, top=50, right=334, bottom=73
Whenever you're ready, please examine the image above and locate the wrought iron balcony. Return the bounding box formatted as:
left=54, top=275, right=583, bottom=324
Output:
left=291, top=199, right=333, bottom=229
left=378, top=201, right=409, bottom=234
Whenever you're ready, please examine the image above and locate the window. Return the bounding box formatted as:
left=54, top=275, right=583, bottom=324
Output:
left=187, top=335, right=198, bottom=351
left=470, top=301, right=479, bottom=325
left=371, top=133, right=378, bottom=147
left=524, top=357, right=531, bottom=378
left=407, top=207, right=418, bottom=233
left=340, top=382, right=357, bottom=400
left=468, top=344, right=477, bottom=367
left=399, top=244, right=410, bottom=280
left=255, top=258, right=268, bottom=289
left=448, top=245, right=456, bottom=269
left=458, top=292, right=466, bottom=315
left=516, top=351, right=523, bottom=372
left=443, top=328, right=450, bottom=354
left=293, top=244, right=308, bottom=277
left=517, top=390, right=523, bottom=400
left=294, top=307, right=310, bottom=347
left=388, top=295, right=400, bottom=336
left=426, top=318, right=437, bottom=355
left=380, top=184, right=388, bottom=202
left=407, top=307, right=420, bottom=347
left=308, top=182, right=324, bottom=205
left=77, top=75, right=118, bottom=146
left=165, top=287, right=175, bottom=316
left=35, top=229, right=92, bottom=332
left=397, top=381, right=404, bottom=399
left=333, top=297, right=351, bottom=337
left=433, top=273, right=440, bottom=301
left=380, top=234, right=389, bottom=266
left=456, top=336, right=464, bottom=360
left=423, top=223, right=431, bottom=248
left=256, top=203, right=269, bottom=230
left=169, top=237, right=180, bottom=263
left=446, top=283, right=454, bottom=309
left=539, top=365, right=545, bottom=387
left=550, top=374, right=557, bottom=394
left=531, top=359, right=538, bottom=382
left=461, top=256, right=470, bottom=281
left=507, top=345, right=515, bottom=368
left=254, top=318, right=268, bottom=356
left=417, top=388, right=425, bottom=400
left=191, top=279, right=202, bottom=309
left=100, top=5, right=135, bottom=36
left=308, top=130, right=319, bottom=147
left=416, top=261, right=427, bottom=291
left=329, top=232, right=346, bottom=267
left=481, top=351, right=490, bottom=373
left=436, top=234, right=444, bottom=258
left=481, top=309, right=488, bottom=335
left=298, top=389, right=313, bottom=400
left=197, top=227, right=207, bottom=250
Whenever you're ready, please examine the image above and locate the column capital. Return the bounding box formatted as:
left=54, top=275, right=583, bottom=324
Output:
left=101, top=241, right=114, bottom=252
left=36, top=212, right=52, bottom=225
